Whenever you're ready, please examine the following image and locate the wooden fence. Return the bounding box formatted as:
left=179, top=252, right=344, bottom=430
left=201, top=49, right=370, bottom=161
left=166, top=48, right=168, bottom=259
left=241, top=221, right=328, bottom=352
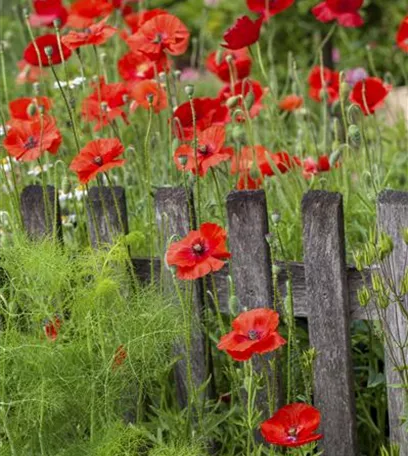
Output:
left=13, top=184, right=408, bottom=456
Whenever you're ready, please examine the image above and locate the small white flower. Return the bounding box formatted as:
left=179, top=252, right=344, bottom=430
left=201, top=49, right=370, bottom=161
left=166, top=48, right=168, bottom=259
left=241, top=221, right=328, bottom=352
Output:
left=27, top=163, right=53, bottom=176
left=53, top=76, right=86, bottom=90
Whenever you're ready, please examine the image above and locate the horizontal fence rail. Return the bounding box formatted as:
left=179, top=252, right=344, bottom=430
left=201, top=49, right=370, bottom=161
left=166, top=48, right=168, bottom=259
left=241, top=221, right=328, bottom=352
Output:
left=12, top=184, right=408, bottom=456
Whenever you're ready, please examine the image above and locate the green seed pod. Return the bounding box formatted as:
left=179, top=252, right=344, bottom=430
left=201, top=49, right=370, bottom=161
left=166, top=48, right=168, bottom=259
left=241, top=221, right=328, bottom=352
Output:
left=340, top=82, right=350, bottom=99
left=61, top=177, right=71, bottom=194
left=173, top=70, right=181, bottom=81
left=215, top=49, right=223, bottom=65
left=353, top=249, right=364, bottom=272
left=249, top=164, right=261, bottom=180
left=184, top=84, right=195, bottom=97
left=244, top=91, right=255, bottom=111
left=53, top=18, right=61, bottom=29
left=348, top=124, right=361, bottom=148
left=378, top=293, right=390, bottom=310
left=378, top=232, right=394, bottom=261
left=44, top=46, right=54, bottom=57
left=177, top=155, right=188, bottom=167
left=27, top=102, right=37, bottom=117
left=371, top=272, right=384, bottom=294
left=329, top=149, right=341, bottom=167
left=357, top=286, right=371, bottom=307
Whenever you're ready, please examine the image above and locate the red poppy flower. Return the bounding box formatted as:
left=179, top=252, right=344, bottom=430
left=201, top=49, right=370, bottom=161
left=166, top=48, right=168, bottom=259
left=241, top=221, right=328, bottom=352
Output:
left=44, top=316, right=62, bottom=341
left=261, top=403, right=323, bottom=447
left=23, top=34, right=72, bottom=67
left=29, top=0, right=68, bottom=28
left=206, top=49, right=252, bottom=83
left=217, top=308, right=286, bottom=361
left=130, top=80, right=168, bottom=113
left=166, top=223, right=231, bottom=280
left=349, top=77, right=391, bottom=115
left=127, top=13, right=190, bottom=58
left=312, top=0, right=364, bottom=28
left=118, top=51, right=169, bottom=82
left=124, top=9, right=168, bottom=34
left=308, top=66, right=340, bottom=104
left=246, top=0, right=294, bottom=18
left=4, top=116, right=62, bottom=162
left=174, top=126, right=233, bottom=176
left=279, top=94, right=303, bottom=111
left=396, top=16, right=408, bottom=53
left=69, top=138, right=125, bottom=183
left=222, top=15, right=263, bottom=50
left=9, top=96, right=52, bottom=120
left=231, top=146, right=299, bottom=190
left=303, top=155, right=333, bottom=178
left=173, top=97, right=229, bottom=141
left=16, top=60, right=44, bottom=84
left=113, top=344, right=127, bottom=368
left=81, top=78, right=129, bottom=131
left=61, top=17, right=117, bottom=50
left=219, top=79, right=265, bottom=120
left=68, top=0, right=114, bottom=28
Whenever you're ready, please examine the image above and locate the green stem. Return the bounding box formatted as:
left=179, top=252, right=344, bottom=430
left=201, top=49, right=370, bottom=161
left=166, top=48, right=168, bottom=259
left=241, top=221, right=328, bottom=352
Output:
left=188, top=97, right=201, bottom=225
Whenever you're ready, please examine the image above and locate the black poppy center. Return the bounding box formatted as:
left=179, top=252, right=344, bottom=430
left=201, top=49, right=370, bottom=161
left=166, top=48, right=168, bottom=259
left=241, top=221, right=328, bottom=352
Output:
left=24, top=136, right=39, bottom=150
left=247, top=329, right=260, bottom=341
left=192, top=243, right=205, bottom=255
left=93, top=156, right=103, bottom=166
left=153, top=33, right=163, bottom=44
left=286, top=426, right=299, bottom=442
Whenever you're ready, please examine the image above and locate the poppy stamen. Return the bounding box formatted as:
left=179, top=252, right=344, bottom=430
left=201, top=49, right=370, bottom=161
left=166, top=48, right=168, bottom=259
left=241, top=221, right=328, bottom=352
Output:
left=192, top=243, right=204, bottom=254
left=153, top=33, right=163, bottom=44
left=24, top=136, right=39, bottom=150
left=93, top=156, right=103, bottom=166
left=198, top=145, right=209, bottom=155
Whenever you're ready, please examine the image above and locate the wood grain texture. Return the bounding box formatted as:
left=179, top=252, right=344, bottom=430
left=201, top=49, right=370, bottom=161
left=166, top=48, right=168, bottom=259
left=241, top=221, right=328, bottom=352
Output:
left=302, top=191, right=358, bottom=456
left=20, top=185, right=62, bottom=241
left=86, top=186, right=129, bottom=247
left=155, top=187, right=212, bottom=409
left=378, top=190, right=408, bottom=455
left=227, top=190, right=280, bottom=421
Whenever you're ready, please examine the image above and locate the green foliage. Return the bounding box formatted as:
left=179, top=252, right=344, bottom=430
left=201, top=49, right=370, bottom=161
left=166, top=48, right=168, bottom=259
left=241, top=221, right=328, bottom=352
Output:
left=0, top=235, right=183, bottom=455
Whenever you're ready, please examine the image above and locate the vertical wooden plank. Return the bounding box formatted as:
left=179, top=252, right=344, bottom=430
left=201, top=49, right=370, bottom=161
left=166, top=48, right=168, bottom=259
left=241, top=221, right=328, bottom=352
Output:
left=155, top=187, right=212, bottom=409
left=226, top=190, right=273, bottom=311
left=86, top=186, right=129, bottom=247
left=20, top=185, right=62, bottom=241
left=378, top=190, right=408, bottom=455
left=226, top=190, right=280, bottom=419
left=302, top=190, right=358, bottom=456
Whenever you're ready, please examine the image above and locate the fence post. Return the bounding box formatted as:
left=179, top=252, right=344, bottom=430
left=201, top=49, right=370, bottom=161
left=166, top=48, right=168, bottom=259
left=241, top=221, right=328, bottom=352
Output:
left=302, top=190, right=358, bottom=456
left=226, top=189, right=280, bottom=418
left=86, top=186, right=129, bottom=247
left=378, top=190, right=408, bottom=455
left=20, top=185, right=62, bottom=241
left=155, top=187, right=213, bottom=409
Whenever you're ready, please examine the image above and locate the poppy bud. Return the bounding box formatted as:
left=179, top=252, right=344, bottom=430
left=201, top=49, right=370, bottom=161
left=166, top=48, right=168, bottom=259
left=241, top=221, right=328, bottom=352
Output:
left=232, top=109, right=244, bottom=122
left=126, top=145, right=136, bottom=154
left=271, top=211, right=281, bottom=224
left=348, top=124, right=361, bottom=148
left=184, top=84, right=195, bottom=97
left=228, top=295, right=239, bottom=315
left=62, top=177, right=71, bottom=194
left=378, top=294, right=390, bottom=309
left=69, top=97, right=76, bottom=109
left=215, top=49, right=223, bottom=65
left=272, top=264, right=281, bottom=275
left=225, top=54, right=233, bottom=64
left=329, top=149, right=341, bottom=167
left=232, top=125, right=246, bottom=144
left=340, top=82, right=349, bottom=98
left=371, top=272, right=384, bottom=294
left=249, top=164, right=261, bottom=180
left=53, top=18, right=61, bottom=29
left=172, top=138, right=180, bottom=153
left=27, top=103, right=37, bottom=117
left=353, top=249, right=364, bottom=272
left=226, top=95, right=240, bottom=109
left=177, top=155, right=188, bottom=167
left=244, top=91, right=255, bottom=111
left=173, top=70, right=181, bottom=81
left=402, top=228, right=408, bottom=245
left=44, top=46, right=54, bottom=57
left=357, top=287, right=370, bottom=307
left=319, top=88, right=328, bottom=102
left=92, top=75, right=99, bottom=83
left=22, top=7, right=29, bottom=18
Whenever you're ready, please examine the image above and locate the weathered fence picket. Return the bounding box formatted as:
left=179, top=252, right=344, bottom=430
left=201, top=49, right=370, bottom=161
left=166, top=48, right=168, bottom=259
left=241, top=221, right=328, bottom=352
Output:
left=13, top=183, right=408, bottom=454
left=302, top=191, right=358, bottom=456
left=378, top=191, right=408, bottom=456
